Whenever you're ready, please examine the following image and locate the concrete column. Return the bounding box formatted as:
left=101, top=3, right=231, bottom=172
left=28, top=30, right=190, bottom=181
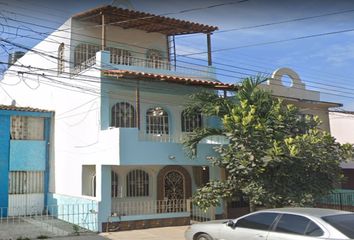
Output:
left=96, top=164, right=111, bottom=232
left=209, top=166, right=224, bottom=216
left=0, top=115, right=10, bottom=216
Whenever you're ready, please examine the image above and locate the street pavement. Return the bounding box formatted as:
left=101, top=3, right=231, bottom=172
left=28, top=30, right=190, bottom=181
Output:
left=50, top=226, right=188, bottom=240
left=101, top=225, right=188, bottom=240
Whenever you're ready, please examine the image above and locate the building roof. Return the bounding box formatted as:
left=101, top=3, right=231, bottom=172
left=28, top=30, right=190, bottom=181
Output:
left=102, top=70, right=239, bottom=90
left=0, top=105, right=53, bottom=113
left=72, top=5, right=218, bottom=36
left=276, top=95, right=342, bottom=108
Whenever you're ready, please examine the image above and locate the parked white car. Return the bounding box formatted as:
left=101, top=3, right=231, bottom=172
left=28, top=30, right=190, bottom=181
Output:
left=185, top=207, right=354, bottom=240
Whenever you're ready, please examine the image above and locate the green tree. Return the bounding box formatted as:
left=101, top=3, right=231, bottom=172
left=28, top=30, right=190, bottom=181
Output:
left=184, top=77, right=353, bottom=211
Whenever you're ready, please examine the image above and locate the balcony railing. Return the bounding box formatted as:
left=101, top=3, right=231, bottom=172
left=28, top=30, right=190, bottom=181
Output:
left=138, top=132, right=229, bottom=144
left=111, top=199, right=188, bottom=216
left=72, top=52, right=214, bottom=79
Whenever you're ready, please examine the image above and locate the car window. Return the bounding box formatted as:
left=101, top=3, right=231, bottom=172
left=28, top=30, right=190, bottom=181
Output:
left=305, top=221, right=324, bottom=236
left=236, top=213, right=278, bottom=231
left=275, top=214, right=311, bottom=235
left=322, top=214, right=354, bottom=238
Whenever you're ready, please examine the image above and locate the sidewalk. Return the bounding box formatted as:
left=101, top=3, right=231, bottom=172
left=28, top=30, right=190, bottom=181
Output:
left=101, top=225, right=189, bottom=240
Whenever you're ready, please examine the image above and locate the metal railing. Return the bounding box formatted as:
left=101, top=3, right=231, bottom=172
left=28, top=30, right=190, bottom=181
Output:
left=316, top=191, right=354, bottom=211
left=111, top=199, right=188, bottom=217
left=72, top=56, right=97, bottom=75
left=190, top=201, right=216, bottom=223
left=138, top=132, right=229, bottom=144
left=0, top=204, right=98, bottom=239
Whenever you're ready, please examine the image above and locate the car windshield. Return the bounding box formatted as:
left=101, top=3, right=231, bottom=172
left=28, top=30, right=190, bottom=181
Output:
left=322, top=214, right=354, bottom=238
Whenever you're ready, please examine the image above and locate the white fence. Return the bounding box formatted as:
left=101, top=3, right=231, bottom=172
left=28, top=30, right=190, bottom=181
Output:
left=0, top=204, right=98, bottom=239
left=138, top=132, right=229, bottom=144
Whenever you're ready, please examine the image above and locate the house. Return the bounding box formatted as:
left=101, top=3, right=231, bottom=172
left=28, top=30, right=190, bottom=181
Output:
left=0, top=105, right=53, bottom=217
left=0, top=4, right=341, bottom=232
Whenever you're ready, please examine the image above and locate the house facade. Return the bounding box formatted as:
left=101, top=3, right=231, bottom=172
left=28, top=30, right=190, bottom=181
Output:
left=1, top=5, right=341, bottom=232
left=0, top=105, right=53, bottom=217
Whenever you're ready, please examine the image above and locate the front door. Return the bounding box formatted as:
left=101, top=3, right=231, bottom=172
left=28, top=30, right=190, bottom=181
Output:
left=164, top=171, right=185, bottom=212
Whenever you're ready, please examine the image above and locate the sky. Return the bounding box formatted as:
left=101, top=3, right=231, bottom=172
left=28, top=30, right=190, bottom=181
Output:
left=1, top=0, right=354, bottom=109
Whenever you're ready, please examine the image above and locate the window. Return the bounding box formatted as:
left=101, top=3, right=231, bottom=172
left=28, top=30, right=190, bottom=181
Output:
left=126, top=170, right=149, bottom=197
left=111, top=102, right=136, bottom=128
left=58, top=43, right=65, bottom=74
left=181, top=110, right=202, bottom=132
left=11, top=116, right=44, bottom=140
left=91, top=175, right=96, bottom=197
left=274, top=214, right=322, bottom=236
left=106, top=47, right=132, bottom=65
left=146, top=107, right=169, bottom=135
left=111, top=171, right=120, bottom=198
left=236, top=213, right=278, bottom=231
left=74, top=43, right=100, bottom=68
left=9, top=171, right=44, bottom=194
left=147, top=49, right=163, bottom=69
left=323, top=214, right=354, bottom=238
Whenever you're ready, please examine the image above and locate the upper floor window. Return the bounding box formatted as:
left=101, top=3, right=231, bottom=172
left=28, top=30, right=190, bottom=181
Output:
left=146, top=49, right=163, bottom=69
left=11, top=116, right=44, bottom=140
left=106, top=47, right=132, bottom=65
left=146, top=107, right=169, bottom=135
left=111, top=102, right=136, bottom=128
left=126, top=169, right=149, bottom=197
left=181, top=110, right=202, bottom=132
left=74, top=43, right=100, bottom=68
left=58, top=43, right=65, bottom=74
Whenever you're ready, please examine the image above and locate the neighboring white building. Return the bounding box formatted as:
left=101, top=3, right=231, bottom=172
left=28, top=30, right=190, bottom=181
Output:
left=329, top=111, right=354, bottom=189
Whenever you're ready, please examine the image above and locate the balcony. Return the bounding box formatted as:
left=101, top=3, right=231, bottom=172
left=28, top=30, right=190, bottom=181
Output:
left=71, top=44, right=216, bottom=80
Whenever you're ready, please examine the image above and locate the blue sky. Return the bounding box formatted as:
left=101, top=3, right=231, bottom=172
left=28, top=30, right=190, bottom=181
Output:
left=1, top=0, right=354, bottom=109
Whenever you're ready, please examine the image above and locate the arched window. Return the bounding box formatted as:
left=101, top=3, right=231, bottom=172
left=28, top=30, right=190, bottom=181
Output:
left=58, top=43, right=65, bottom=74
left=146, top=107, right=169, bottom=135
left=111, top=102, right=136, bottom=128
left=126, top=170, right=149, bottom=197
left=147, top=49, right=163, bottom=69
left=111, top=171, right=119, bottom=198
left=181, top=110, right=202, bottom=132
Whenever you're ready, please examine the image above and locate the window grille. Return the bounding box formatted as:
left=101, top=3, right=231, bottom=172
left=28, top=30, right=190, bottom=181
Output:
left=181, top=110, right=202, bottom=132
left=105, top=47, right=132, bottom=65
left=126, top=170, right=149, bottom=197
left=146, top=107, right=169, bottom=135
left=74, top=43, right=100, bottom=67
left=58, top=43, right=65, bottom=74
left=111, top=171, right=120, bottom=198
left=146, top=49, right=163, bottom=69
left=111, top=102, right=136, bottom=128
left=9, top=171, right=44, bottom=194
left=11, top=116, right=44, bottom=140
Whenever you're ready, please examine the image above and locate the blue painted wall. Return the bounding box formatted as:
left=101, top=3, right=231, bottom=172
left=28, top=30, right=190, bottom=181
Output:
left=0, top=115, right=10, bottom=213
left=9, top=140, right=46, bottom=171
left=119, top=129, right=218, bottom=166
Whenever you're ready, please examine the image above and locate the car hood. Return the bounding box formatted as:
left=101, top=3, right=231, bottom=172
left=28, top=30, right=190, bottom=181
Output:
left=198, top=220, right=229, bottom=225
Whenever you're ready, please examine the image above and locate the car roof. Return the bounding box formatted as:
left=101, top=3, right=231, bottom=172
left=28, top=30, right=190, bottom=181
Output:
left=257, top=207, right=352, bottom=218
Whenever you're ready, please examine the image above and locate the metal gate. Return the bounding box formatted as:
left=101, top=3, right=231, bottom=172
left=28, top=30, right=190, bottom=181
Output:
left=8, top=171, right=45, bottom=216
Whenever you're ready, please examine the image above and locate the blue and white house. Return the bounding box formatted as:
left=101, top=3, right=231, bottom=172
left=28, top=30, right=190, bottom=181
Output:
left=0, top=105, right=53, bottom=217
left=1, top=5, right=235, bottom=231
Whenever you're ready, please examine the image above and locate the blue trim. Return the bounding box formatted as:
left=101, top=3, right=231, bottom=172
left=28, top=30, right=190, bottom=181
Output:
left=0, top=115, right=10, bottom=216
left=44, top=118, right=51, bottom=206
left=0, top=110, right=52, bottom=118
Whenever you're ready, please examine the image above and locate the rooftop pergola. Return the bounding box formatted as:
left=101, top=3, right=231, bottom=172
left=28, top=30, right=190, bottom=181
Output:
left=72, top=5, right=218, bottom=65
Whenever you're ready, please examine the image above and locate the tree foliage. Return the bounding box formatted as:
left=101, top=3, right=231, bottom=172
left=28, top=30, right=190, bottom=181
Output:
left=184, top=77, right=353, bottom=210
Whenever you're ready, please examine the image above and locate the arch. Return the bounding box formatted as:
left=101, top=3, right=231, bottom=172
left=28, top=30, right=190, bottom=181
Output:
left=58, top=43, right=65, bottom=74
left=126, top=169, right=149, bottom=197
left=157, top=165, right=192, bottom=201
left=111, top=102, right=136, bottom=128
left=146, top=107, right=169, bottom=135
left=181, top=109, right=202, bottom=132
left=270, top=67, right=305, bottom=89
